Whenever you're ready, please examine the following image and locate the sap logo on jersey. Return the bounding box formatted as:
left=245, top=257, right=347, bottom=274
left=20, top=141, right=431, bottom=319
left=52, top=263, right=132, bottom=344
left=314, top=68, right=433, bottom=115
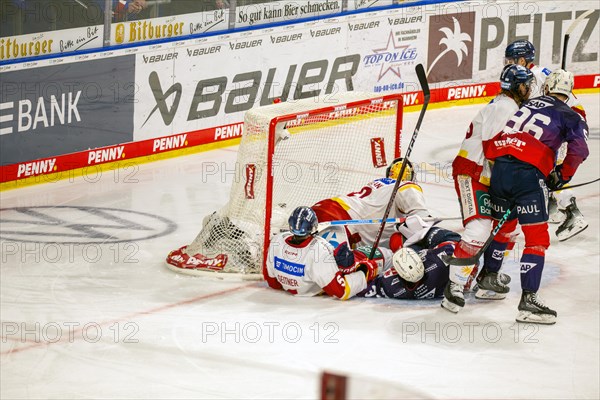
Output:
left=492, top=249, right=504, bottom=260
left=520, top=262, right=537, bottom=273
left=274, top=256, right=305, bottom=277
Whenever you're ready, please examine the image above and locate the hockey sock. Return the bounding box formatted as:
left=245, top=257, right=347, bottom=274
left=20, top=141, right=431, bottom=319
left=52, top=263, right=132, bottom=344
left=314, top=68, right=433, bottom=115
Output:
left=449, top=241, right=478, bottom=286
left=483, top=240, right=509, bottom=273
left=519, top=251, right=545, bottom=293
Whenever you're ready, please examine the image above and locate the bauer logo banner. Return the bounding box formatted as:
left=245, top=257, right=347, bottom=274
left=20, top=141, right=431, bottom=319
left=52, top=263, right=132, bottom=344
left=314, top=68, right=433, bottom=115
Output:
left=370, top=138, right=387, bottom=168
left=134, top=1, right=598, bottom=142
left=0, top=56, right=134, bottom=166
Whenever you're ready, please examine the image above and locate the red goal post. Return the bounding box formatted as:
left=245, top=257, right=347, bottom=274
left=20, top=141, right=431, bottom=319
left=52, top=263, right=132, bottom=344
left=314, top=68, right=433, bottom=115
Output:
left=169, top=92, right=403, bottom=280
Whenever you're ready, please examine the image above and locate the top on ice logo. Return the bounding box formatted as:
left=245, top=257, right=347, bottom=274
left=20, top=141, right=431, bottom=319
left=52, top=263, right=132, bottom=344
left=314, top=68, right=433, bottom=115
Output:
left=426, top=12, right=475, bottom=84
left=363, top=31, right=417, bottom=81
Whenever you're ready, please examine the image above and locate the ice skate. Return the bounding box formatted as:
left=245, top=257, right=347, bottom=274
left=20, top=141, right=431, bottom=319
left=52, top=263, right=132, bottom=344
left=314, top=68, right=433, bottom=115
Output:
left=516, top=291, right=557, bottom=325
left=441, top=281, right=465, bottom=313
left=475, top=269, right=510, bottom=300
left=548, top=195, right=564, bottom=224
left=556, top=198, right=588, bottom=241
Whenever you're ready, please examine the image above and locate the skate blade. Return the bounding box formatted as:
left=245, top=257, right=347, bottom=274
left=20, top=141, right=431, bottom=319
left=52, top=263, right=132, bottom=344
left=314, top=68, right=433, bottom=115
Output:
left=441, top=298, right=463, bottom=313
left=516, top=311, right=556, bottom=325
left=557, top=222, right=588, bottom=242
left=475, top=289, right=507, bottom=300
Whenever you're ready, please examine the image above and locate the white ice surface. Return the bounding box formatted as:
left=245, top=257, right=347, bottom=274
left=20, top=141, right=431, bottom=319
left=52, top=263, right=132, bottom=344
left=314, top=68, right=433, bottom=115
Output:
left=1, top=94, right=598, bottom=399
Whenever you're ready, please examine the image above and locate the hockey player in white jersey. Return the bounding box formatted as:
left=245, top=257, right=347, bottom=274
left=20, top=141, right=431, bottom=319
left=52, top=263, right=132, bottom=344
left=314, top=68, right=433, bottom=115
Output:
left=311, top=158, right=429, bottom=251
left=442, top=64, right=533, bottom=313
left=504, top=39, right=588, bottom=241
left=265, top=206, right=380, bottom=300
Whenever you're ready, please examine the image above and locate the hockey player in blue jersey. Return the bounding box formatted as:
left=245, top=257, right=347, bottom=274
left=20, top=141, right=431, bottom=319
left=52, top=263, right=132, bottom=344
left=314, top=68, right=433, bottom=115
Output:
left=483, top=69, right=589, bottom=324
left=358, top=222, right=459, bottom=300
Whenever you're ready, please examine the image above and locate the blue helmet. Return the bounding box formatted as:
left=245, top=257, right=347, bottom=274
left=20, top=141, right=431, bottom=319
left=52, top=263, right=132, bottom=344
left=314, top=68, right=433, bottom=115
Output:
left=499, top=64, right=534, bottom=93
left=505, top=40, right=535, bottom=64
left=288, top=206, right=318, bottom=237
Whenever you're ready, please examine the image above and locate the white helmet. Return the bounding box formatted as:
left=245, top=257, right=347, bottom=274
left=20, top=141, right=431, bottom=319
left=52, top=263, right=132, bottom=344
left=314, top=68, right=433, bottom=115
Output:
left=544, top=69, right=574, bottom=97
left=392, top=248, right=424, bottom=282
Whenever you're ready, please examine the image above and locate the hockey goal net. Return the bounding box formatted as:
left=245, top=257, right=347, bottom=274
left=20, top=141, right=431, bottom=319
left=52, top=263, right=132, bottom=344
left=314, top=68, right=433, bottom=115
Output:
left=169, top=92, right=403, bottom=279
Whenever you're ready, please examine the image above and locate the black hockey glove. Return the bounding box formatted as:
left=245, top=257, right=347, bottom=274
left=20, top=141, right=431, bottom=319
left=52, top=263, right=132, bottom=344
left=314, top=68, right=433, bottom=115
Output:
left=546, top=165, right=570, bottom=191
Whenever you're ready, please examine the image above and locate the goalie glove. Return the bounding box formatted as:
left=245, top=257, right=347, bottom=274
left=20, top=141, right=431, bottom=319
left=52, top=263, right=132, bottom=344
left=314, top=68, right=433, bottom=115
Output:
left=352, top=246, right=382, bottom=282
left=355, top=259, right=379, bottom=283
left=546, top=164, right=570, bottom=191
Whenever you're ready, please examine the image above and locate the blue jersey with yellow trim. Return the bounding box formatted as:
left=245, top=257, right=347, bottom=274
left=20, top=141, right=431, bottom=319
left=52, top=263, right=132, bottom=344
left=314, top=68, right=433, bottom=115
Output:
left=359, top=242, right=454, bottom=300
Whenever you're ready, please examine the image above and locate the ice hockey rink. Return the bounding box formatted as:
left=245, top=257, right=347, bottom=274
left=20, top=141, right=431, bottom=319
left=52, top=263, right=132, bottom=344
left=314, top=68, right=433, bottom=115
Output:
left=1, top=93, right=598, bottom=399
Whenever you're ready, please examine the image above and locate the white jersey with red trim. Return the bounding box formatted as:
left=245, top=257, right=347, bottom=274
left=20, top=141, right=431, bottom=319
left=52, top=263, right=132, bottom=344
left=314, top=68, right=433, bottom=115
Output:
left=529, top=64, right=552, bottom=98
left=265, top=233, right=367, bottom=300
left=452, top=93, right=519, bottom=185
left=331, top=178, right=428, bottom=247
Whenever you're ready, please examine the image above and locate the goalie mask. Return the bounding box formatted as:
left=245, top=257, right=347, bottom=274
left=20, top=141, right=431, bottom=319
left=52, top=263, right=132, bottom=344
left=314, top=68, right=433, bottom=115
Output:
left=544, top=69, right=574, bottom=98
left=386, top=157, right=415, bottom=182
left=392, top=247, right=424, bottom=282
left=288, top=206, right=318, bottom=237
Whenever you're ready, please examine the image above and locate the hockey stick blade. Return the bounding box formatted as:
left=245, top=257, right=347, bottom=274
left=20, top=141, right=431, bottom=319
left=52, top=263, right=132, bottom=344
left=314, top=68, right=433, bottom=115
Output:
left=368, top=64, right=430, bottom=259
left=318, top=215, right=461, bottom=230
left=441, top=206, right=515, bottom=266
left=562, top=9, right=595, bottom=69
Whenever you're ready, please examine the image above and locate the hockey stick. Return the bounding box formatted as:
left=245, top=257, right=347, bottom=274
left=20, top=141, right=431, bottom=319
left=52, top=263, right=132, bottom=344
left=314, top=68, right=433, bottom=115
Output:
left=440, top=178, right=599, bottom=266
left=551, top=177, right=599, bottom=191
left=561, top=9, right=595, bottom=69
left=368, top=63, right=430, bottom=259
left=441, top=206, right=515, bottom=267
left=318, top=215, right=461, bottom=230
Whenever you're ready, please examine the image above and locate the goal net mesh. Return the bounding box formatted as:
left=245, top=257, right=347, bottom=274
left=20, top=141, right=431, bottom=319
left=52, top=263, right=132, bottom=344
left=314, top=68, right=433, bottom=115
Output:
left=180, top=92, right=402, bottom=278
